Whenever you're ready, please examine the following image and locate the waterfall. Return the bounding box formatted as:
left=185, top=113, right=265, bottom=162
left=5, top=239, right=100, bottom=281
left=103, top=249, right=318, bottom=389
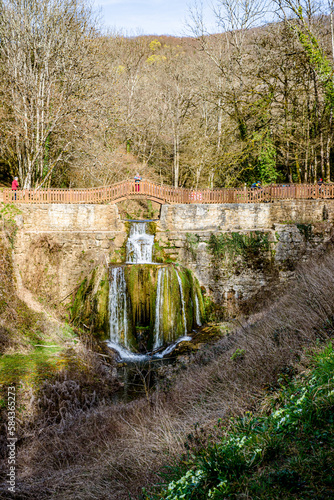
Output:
left=153, top=267, right=165, bottom=350
left=105, top=221, right=205, bottom=360
left=175, top=269, right=187, bottom=335
left=194, top=294, right=202, bottom=326
left=109, top=267, right=130, bottom=348
left=126, top=222, right=154, bottom=264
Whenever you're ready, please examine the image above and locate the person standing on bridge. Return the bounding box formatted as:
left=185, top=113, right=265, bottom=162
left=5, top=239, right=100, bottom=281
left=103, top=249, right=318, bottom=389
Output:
left=11, top=177, right=19, bottom=200
left=134, top=172, right=142, bottom=192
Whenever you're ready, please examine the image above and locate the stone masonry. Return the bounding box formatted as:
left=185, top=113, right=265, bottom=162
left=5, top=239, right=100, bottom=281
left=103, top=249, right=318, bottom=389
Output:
left=5, top=199, right=334, bottom=315
left=156, top=200, right=334, bottom=316
left=11, top=204, right=126, bottom=304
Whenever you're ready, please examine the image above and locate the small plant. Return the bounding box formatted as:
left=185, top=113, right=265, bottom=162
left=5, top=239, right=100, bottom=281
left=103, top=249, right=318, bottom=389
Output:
left=296, top=223, right=312, bottom=240
left=208, top=231, right=271, bottom=268
left=230, top=348, right=245, bottom=361
left=185, top=233, right=200, bottom=259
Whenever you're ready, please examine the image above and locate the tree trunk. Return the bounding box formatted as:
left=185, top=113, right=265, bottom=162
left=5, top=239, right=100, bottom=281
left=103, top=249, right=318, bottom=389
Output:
left=320, top=130, right=324, bottom=179
left=286, top=141, right=292, bottom=182
left=326, top=109, right=332, bottom=182
left=173, top=131, right=180, bottom=188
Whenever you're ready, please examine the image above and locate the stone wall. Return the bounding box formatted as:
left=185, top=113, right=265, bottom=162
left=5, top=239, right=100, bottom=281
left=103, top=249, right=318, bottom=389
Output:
left=156, top=201, right=334, bottom=317
left=5, top=199, right=334, bottom=315
left=158, top=200, right=334, bottom=232
left=11, top=204, right=126, bottom=304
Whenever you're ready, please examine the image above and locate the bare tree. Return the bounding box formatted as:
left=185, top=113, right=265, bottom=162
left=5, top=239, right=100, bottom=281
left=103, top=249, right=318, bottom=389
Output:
left=0, top=0, right=98, bottom=188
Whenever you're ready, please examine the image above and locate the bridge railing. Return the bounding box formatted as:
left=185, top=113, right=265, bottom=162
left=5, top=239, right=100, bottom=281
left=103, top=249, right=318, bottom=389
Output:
left=3, top=181, right=334, bottom=204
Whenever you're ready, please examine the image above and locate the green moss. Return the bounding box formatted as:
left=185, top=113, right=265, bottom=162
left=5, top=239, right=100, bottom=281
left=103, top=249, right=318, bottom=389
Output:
left=147, top=221, right=157, bottom=235
left=124, top=264, right=158, bottom=350
left=0, top=204, right=22, bottom=248
left=296, top=223, right=313, bottom=240
left=162, top=266, right=187, bottom=342
left=153, top=240, right=165, bottom=263
left=94, top=276, right=109, bottom=337
left=194, top=276, right=206, bottom=324
left=202, top=294, right=221, bottom=322
left=70, top=266, right=110, bottom=340
left=208, top=231, right=272, bottom=270
left=0, top=348, right=66, bottom=385
left=185, top=233, right=200, bottom=259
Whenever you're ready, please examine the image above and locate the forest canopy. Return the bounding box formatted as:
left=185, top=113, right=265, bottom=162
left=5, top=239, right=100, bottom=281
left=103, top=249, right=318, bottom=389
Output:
left=0, top=0, right=333, bottom=189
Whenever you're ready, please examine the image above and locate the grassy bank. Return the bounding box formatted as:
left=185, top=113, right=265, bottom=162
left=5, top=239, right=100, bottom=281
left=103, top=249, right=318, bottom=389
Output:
left=144, top=343, right=334, bottom=499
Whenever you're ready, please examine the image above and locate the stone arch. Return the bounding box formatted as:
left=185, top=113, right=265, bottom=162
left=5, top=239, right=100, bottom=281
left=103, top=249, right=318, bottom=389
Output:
left=112, top=194, right=166, bottom=205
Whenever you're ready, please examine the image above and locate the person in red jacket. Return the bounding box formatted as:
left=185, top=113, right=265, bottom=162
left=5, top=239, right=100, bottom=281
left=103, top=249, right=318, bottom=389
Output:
left=134, top=172, right=142, bottom=192
left=11, top=177, right=19, bottom=200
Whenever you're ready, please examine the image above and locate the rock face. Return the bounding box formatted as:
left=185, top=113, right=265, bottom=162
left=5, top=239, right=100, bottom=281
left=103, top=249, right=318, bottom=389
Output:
left=70, top=263, right=204, bottom=350
left=7, top=199, right=334, bottom=317
left=156, top=202, right=334, bottom=317
left=12, top=204, right=126, bottom=305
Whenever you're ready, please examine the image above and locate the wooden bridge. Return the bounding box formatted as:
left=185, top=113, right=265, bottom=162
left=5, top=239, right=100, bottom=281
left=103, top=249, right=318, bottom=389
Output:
left=3, top=179, right=334, bottom=205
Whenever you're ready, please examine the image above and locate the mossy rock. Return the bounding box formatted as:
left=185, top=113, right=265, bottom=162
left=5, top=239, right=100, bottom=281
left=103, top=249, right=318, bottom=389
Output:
left=71, top=261, right=207, bottom=352
left=70, top=265, right=110, bottom=340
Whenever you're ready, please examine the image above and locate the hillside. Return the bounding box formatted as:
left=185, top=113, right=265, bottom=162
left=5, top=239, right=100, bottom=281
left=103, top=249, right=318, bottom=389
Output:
left=0, top=0, right=333, bottom=190
left=0, top=227, right=333, bottom=499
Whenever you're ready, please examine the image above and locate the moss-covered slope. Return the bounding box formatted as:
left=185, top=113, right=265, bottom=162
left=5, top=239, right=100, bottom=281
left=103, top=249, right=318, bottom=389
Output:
left=71, top=263, right=206, bottom=352
left=70, top=265, right=110, bottom=340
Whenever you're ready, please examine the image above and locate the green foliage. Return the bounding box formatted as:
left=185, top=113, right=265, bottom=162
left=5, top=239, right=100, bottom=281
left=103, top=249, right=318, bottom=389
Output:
left=185, top=233, right=200, bottom=259
left=230, top=348, right=245, bottom=361
left=291, top=11, right=334, bottom=109
left=0, top=203, right=22, bottom=247
left=254, top=129, right=278, bottom=184
left=144, top=342, right=334, bottom=499
left=208, top=231, right=270, bottom=263
left=296, top=223, right=312, bottom=240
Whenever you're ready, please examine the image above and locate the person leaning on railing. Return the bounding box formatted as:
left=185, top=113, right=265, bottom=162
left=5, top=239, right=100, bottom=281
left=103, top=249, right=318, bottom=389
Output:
left=134, top=173, right=142, bottom=192
left=317, top=178, right=324, bottom=196
left=11, top=177, right=19, bottom=200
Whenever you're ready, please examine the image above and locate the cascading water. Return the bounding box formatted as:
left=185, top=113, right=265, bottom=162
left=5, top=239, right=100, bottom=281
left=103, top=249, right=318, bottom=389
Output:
left=195, top=294, right=202, bottom=327
left=126, top=222, right=154, bottom=264
left=109, top=267, right=130, bottom=349
left=153, top=267, right=165, bottom=350
left=175, top=269, right=187, bottom=335
left=107, top=221, right=204, bottom=361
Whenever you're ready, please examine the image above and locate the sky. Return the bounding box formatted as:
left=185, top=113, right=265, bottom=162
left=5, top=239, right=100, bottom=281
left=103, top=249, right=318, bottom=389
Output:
left=93, top=0, right=216, bottom=36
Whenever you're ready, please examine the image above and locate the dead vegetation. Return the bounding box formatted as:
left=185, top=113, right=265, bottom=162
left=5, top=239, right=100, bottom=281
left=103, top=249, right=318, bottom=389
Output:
left=0, top=244, right=332, bottom=499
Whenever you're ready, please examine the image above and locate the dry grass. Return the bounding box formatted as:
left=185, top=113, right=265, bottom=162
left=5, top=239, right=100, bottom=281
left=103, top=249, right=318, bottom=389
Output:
left=2, top=247, right=334, bottom=499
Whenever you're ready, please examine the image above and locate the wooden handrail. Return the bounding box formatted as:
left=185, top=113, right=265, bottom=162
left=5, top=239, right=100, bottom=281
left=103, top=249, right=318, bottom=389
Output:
left=3, top=181, right=334, bottom=205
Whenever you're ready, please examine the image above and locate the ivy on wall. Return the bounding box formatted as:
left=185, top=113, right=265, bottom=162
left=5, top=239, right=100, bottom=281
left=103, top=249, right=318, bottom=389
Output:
left=208, top=232, right=270, bottom=262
